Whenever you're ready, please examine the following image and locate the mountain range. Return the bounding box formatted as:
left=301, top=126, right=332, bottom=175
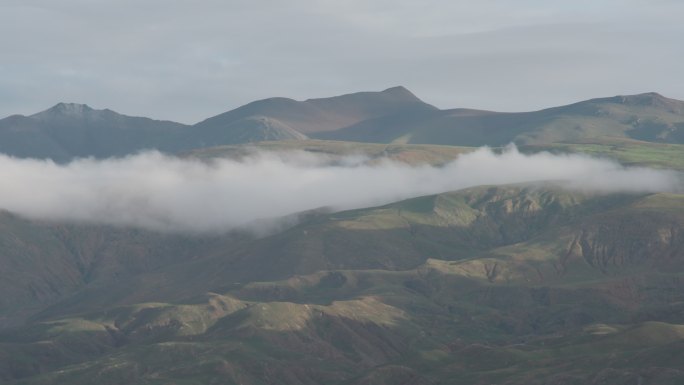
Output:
left=2, top=87, right=684, bottom=161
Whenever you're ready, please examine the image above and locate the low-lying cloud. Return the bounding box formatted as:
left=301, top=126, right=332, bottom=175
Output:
left=0, top=146, right=681, bottom=233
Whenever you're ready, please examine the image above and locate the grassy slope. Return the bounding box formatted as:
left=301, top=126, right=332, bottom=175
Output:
left=2, top=185, right=684, bottom=384
left=185, top=136, right=684, bottom=173
left=521, top=137, right=684, bottom=171
left=184, top=139, right=475, bottom=166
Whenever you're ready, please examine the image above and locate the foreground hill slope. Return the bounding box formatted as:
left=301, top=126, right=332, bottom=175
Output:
left=0, top=210, right=234, bottom=328
left=1, top=184, right=683, bottom=384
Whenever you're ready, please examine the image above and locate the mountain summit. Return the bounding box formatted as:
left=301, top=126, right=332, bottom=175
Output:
left=604, top=92, right=683, bottom=112
left=1, top=89, right=684, bottom=161
left=194, top=86, right=437, bottom=135
left=0, top=104, right=188, bottom=161
left=376, top=85, right=423, bottom=99
left=32, top=102, right=96, bottom=119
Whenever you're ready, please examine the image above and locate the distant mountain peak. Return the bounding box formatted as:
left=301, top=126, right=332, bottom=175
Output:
left=601, top=92, right=684, bottom=113
left=381, top=85, right=421, bottom=100
left=382, top=85, right=410, bottom=93
left=612, top=92, right=675, bottom=106
left=304, top=86, right=424, bottom=104
left=31, top=102, right=96, bottom=120
left=50, top=102, right=93, bottom=114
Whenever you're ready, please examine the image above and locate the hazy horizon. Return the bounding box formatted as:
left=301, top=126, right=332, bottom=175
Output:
left=2, top=1, right=683, bottom=123
left=1, top=87, right=679, bottom=124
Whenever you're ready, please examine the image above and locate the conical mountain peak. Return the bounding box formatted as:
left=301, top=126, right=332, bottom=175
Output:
left=31, top=102, right=96, bottom=120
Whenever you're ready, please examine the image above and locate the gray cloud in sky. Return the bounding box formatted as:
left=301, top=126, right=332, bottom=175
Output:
left=0, top=147, right=680, bottom=234
left=0, top=0, right=683, bottom=123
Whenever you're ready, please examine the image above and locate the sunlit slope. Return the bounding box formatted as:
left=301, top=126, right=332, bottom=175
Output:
left=26, top=185, right=682, bottom=320
left=521, top=137, right=684, bottom=171
left=4, top=256, right=684, bottom=384
left=1, top=184, right=683, bottom=384
left=186, top=137, right=684, bottom=175
left=184, top=139, right=475, bottom=166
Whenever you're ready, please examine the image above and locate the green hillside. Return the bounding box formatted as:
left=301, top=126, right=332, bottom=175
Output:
left=1, top=184, right=683, bottom=384
left=186, top=137, right=684, bottom=174
left=185, top=139, right=475, bottom=165
left=521, top=138, right=684, bottom=171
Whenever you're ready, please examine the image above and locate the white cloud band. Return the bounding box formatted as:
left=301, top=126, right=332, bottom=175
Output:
left=0, top=146, right=680, bottom=233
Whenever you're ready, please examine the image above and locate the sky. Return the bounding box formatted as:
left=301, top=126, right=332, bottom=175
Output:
left=1, top=0, right=683, bottom=123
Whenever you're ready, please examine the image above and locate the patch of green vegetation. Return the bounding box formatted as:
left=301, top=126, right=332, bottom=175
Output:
left=523, top=138, right=684, bottom=170
left=185, top=139, right=475, bottom=165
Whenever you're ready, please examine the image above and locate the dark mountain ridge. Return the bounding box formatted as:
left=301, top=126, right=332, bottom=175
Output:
left=3, top=88, right=684, bottom=161
left=317, top=91, right=684, bottom=146
left=0, top=103, right=189, bottom=161
left=192, top=86, right=436, bottom=135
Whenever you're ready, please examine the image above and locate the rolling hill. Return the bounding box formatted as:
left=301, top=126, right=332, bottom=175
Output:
left=1, top=184, right=683, bottom=384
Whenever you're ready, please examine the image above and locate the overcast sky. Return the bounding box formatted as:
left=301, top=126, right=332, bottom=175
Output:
left=1, top=0, right=683, bottom=123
